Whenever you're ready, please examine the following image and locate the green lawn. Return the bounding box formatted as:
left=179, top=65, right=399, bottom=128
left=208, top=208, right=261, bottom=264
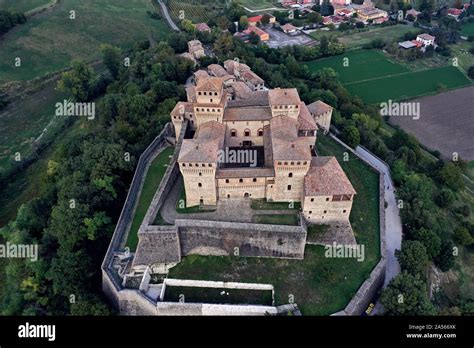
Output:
left=345, top=65, right=472, bottom=104
left=0, top=0, right=51, bottom=13
left=449, top=40, right=474, bottom=73
left=310, top=25, right=421, bottom=50
left=461, top=22, right=474, bottom=36
left=0, top=0, right=170, bottom=83
left=251, top=198, right=300, bottom=210
left=305, top=49, right=409, bottom=84
left=169, top=134, right=380, bottom=315
left=126, top=146, right=175, bottom=251
left=251, top=214, right=299, bottom=225
left=305, top=49, right=472, bottom=104
left=238, top=0, right=279, bottom=10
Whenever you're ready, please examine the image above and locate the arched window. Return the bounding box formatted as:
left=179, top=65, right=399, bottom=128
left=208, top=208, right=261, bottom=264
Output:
left=289, top=173, right=293, bottom=178
left=257, top=129, right=263, bottom=136
left=198, top=183, right=202, bottom=187
left=244, top=129, right=251, bottom=137
left=231, top=129, right=237, bottom=137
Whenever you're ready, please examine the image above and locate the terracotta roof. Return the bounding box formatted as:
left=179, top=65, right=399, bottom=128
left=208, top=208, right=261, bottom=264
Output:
left=216, top=167, right=274, bottom=179
left=194, top=70, right=209, bottom=78
left=223, top=106, right=272, bottom=121
left=171, top=101, right=193, bottom=118
left=307, top=100, right=332, bottom=116
left=417, top=33, right=435, bottom=41
left=195, top=22, right=211, bottom=32
left=241, top=70, right=264, bottom=84
left=195, top=76, right=223, bottom=92
left=223, top=60, right=251, bottom=75
left=132, top=228, right=180, bottom=267
left=298, top=102, right=317, bottom=131
left=178, top=121, right=225, bottom=163
left=281, top=23, right=297, bottom=31
left=248, top=15, right=263, bottom=23
left=208, top=64, right=228, bottom=77
left=304, top=157, right=356, bottom=196
left=270, top=116, right=312, bottom=161
left=229, top=81, right=252, bottom=98
left=227, top=91, right=269, bottom=107
left=268, top=88, right=301, bottom=106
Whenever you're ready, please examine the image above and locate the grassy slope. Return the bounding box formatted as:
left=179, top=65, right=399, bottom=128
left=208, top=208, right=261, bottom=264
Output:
left=126, top=146, right=175, bottom=251
left=461, top=22, right=474, bottom=36
left=0, top=0, right=170, bottom=83
left=0, top=0, right=51, bottom=13
left=169, top=134, right=380, bottom=315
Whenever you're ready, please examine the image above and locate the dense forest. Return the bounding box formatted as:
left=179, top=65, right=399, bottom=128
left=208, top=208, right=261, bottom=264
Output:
left=0, top=3, right=472, bottom=315
left=0, top=10, right=26, bottom=35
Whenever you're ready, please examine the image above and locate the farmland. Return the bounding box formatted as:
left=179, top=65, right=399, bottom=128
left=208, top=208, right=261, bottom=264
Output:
left=0, top=0, right=170, bottom=83
left=238, top=0, right=280, bottom=11
left=309, top=25, right=421, bottom=50
left=305, top=49, right=472, bottom=103
left=167, top=0, right=225, bottom=24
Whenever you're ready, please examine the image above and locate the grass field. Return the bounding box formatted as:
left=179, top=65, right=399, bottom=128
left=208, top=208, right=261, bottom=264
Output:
left=449, top=40, right=474, bottom=73
left=238, top=0, right=279, bottom=10
left=0, top=79, right=67, bottom=175
left=251, top=214, right=299, bottom=225
left=126, top=146, right=174, bottom=251
left=0, top=0, right=51, bottom=13
left=306, top=49, right=409, bottom=84
left=310, top=25, right=421, bottom=50
left=0, top=0, right=170, bottom=83
left=169, top=134, right=380, bottom=315
left=167, top=0, right=224, bottom=24
left=305, top=49, right=472, bottom=104
left=461, top=22, right=474, bottom=36
left=345, top=65, right=472, bottom=104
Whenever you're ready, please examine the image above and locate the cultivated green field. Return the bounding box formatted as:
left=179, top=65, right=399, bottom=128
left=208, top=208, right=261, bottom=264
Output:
left=310, top=25, right=421, bottom=50
left=345, top=66, right=472, bottom=104
left=305, top=49, right=409, bottom=84
left=238, top=0, right=279, bottom=10
left=169, top=134, right=381, bottom=315
left=461, top=22, right=474, bottom=36
left=126, top=146, right=175, bottom=251
left=0, top=0, right=170, bottom=83
left=0, top=0, right=51, bottom=13
left=305, top=49, right=472, bottom=103
left=167, top=0, right=224, bottom=23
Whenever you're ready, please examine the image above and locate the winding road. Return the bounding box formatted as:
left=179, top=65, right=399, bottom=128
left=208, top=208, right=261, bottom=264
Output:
left=157, top=0, right=180, bottom=31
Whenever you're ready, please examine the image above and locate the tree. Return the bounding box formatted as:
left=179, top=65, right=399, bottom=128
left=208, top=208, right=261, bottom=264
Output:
left=435, top=189, right=455, bottom=208
left=248, top=31, right=260, bottom=45
left=239, top=15, right=249, bottom=30
left=261, top=13, right=271, bottom=25
left=342, top=125, right=360, bottom=148
left=437, top=162, right=464, bottom=191
left=468, top=66, right=474, bottom=79
left=395, top=240, right=429, bottom=275
left=181, top=19, right=195, bottom=33
left=213, top=34, right=234, bottom=56
left=100, top=44, right=121, bottom=79
left=413, top=228, right=441, bottom=259
left=381, top=272, right=436, bottom=315
left=57, top=60, right=95, bottom=102
left=307, top=12, right=322, bottom=24
left=454, top=227, right=474, bottom=246
left=434, top=240, right=456, bottom=271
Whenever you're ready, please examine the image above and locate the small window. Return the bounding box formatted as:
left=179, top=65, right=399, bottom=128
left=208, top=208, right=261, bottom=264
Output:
left=287, top=185, right=292, bottom=190
left=231, top=130, right=237, bottom=137
left=309, top=211, right=312, bottom=214
left=198, top=183, right=202, bottom=187
left=225, top=179, right=229, bottom=183
left=198, top=92, right=202, bottom=95
left=343, top=210, right=347, bottom=213
left=291, top=162, right=294, bottom=165
left=326, top=198, right=329, bottom=201
left=310, top=198, right=314, bottom=202
left=324, top=210, right=327, bottom=214
left=203, top=91, right=207, bottom=95
left=278, top=162, right=282, bottom=165
left=210, top=99, right=213, bottom=103
left=215, top=92, right=218, bottom=96
left=239, top=178, right=243, bottom=183
left=284, top=162, right=288, bottom=165
left=253, top=178, right=257, bottom=182
left=244, top=129, right=250, bottom=137
left=289, top=173, right=293, bottom=178
left=199, top=172, right=202, bottom=176
left=182, top=163, right=186, bottom=167
left=208, top=163, right=212, bottom=167
left=202, top=163, right=206, bottom=167
left=258, top=129, right=263, bottom=136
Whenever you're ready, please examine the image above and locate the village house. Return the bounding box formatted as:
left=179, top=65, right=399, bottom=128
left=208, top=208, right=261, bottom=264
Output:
left=281, top=23, right=298, bottom=34
left=416, top=33, right=435, bottom=47
left=170, top=61, right=353, bottom=223
left=195, top=22, right=211, bottom=32
left=356, top=0, right=388, bottom=22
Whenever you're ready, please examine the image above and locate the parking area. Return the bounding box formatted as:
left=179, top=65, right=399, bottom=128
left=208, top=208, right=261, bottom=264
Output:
left=264, top=27, right=316, bottom=48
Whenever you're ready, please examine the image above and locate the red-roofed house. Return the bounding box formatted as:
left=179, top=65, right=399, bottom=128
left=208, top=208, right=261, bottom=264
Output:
left=248, top=15, right=263, bottom=26
left=243, top=26, right=270, bottom=41
left=447, top=8, right=463, bottom=18
left=195, top=22, right=211, bottom=32
left=281, top=23, right=298, bottom=34
left=416, top=33, right=435, bottom=46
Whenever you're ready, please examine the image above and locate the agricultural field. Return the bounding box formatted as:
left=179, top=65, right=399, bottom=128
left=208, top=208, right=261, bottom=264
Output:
left=0, top=0, right=51, bottom=14
left=238, top=0, right=280, bottom=10
left=449, top=40, right=474, bottom=73
left=0, top=0, right=170, bottom=83
left=309, top=25, right=421, bottom=50
left=461, top=22, right=474, bottom=36
left=305, top=49, right=472, bottom=103
left=169, top=134, right=381, bottom=315
left=167, top=0, right=225, bottom=24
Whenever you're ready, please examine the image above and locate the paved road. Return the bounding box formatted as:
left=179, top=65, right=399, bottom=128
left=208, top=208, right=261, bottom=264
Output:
left=356, top=146, right=402, bottom=286
left=157, top=0, right=180, bottom=31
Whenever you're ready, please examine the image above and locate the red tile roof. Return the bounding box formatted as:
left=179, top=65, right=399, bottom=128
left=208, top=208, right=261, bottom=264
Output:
left=304, top=157, right=356, bottom=196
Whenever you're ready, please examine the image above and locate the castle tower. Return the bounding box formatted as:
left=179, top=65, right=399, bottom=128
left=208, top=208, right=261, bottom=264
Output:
left=193, top=77, right=227, bottom=128
left=268, top=88, right=301, bottom=120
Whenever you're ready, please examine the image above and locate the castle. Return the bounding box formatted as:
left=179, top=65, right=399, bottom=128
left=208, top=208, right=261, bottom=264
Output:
left=171, top=60, right=355, bottom=223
